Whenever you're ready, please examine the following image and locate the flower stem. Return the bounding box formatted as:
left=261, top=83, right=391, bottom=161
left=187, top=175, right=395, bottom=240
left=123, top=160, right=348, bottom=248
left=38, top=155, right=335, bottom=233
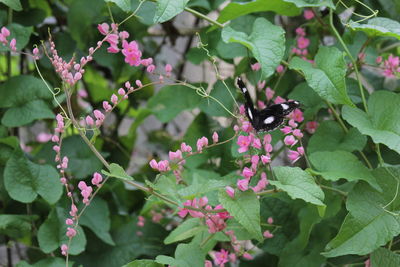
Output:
left=184, top=7, right=224, bottom=28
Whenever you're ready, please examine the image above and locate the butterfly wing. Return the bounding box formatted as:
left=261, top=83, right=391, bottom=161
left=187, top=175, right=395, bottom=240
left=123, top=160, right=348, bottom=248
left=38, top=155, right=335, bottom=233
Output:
left=237, top=77, right=258, bottom=125
left=255, top=102, right=300, bottom=132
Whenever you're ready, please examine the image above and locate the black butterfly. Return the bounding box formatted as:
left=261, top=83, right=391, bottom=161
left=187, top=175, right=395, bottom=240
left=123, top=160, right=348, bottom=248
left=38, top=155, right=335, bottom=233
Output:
left=237, top=77, right=300, bottom=132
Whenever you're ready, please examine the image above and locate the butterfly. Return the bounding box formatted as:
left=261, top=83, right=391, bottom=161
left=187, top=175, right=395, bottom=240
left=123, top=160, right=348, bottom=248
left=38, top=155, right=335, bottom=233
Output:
left=237, top=77, right=300, bottom=132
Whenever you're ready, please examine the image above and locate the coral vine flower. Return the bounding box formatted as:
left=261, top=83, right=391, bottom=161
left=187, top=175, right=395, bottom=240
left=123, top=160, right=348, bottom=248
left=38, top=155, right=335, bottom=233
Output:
left=122, top=40, right=142, bottom=66
left=214, top=249, right=229, bottom=266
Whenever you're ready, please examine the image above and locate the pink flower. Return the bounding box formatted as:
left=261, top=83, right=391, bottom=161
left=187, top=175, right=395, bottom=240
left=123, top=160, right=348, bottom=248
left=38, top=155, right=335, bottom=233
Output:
left=305, top=121, right=318, bottom=134
left=261, top=154, right=271, bottom=164
left=37, top=132, right=52, bottom=143
left=137, top=215, right=145, bottom=227
left=103, top=101, right=112, bottom=112
left=288, top=119, right=298, bottom=128
left=180, top=142, right=192, bottom=153
left=257, top=100, right=266, bottom=109
left=239, top=104, right=245, bottom=114
left=97, top=23, right=109, bottom=35
left=242, top=167, right=254, bottom=179
left=292, top=129, right=303, bottom=138
left=10, top=38, right=16, bottom=51
left=146, top=64, right=156, bottom=73
left=91, top=172, right=103, bottom=186
left=212, top=132, right=219, bottom=143
left=61, top=244, right=68, bottom=256
left=251, top=138, right=262, bottom=149
left=297, top=146, right=305, bottom=155
left=169, top=150, right=183, bottom=161
left=263, top=134, right=272, bottom=144
left=85, top=115, right=94, bottom=126
left=251, top=62, right=261, bottom=71
left=295, top=27, right=306, bottom=37
left=122, top=40, right=142, bottom=66
left=264, top=143, right=273, bottom=153
left=297, top=36, right=310, bottom=49
left=241, top=120, right=253, bottom=133
left=135, top=80, right=143, bottom=87
left=289, top=109, right=304, bottom=122
left=263, top=230, right=274, bottom=238
left=93, top=110, right=105, bottom=121
left=105, top=34, right=119, bottom=46
left=53, top=145, right=60, bottom=152
left=225, top=186, right=235, bottom=198
left=214, top=249, right=229, bottom=267
left=237, top=179, right=249, bottom=191
left=288, top=150, right=301, bottom=163
left=365, top=259, right=371, bottom=267
left=251, top=172, right=268, bottom=192
left=267, top=217, right=274, bottom=224
left=110, top=94, right=118, bottom=105
left=303, top=9, right=315, bottom=20
left=257, top=80, right=266, bottom=89
left=51, top=135, right=59, bottom=143
left=165, top=64, right=172, bottom=76
left=276, top=64, right=284, bottom=73
left=69, top=204, right=78, bottom=217
left=66, top=227, right=77, bottom=237
left=265, top=87, right=275, bottom=101
left=66, top=218, right=74, bottom=225
left=197, top=136, right=208, bottom=152
left=205, top=260, right=213, bottom=267
left=140, top=58, right=153, bottom=67
left=376, top=56, right=382, bottom=64
left=274, top=96, right=286, bottom=104
left=118, top=88, right=126, bottom=96
left=251, top=155, right=259, bottom=166
left=284, top=135, right=298, bottom=147
left=158, top=160, right=170, bottom=172
left=119, top=31, right=129, bottom=39
left=242, top=252, right=253, bottom=260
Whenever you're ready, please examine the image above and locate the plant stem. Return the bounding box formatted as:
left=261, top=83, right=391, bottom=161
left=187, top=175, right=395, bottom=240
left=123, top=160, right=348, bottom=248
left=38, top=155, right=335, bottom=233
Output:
left=319, top=184, right=348, bottom=196
left=326, top=101, right=348, bottom=133
left=329, top=9, right=368, bottom=113
left=184, top=7, right=224, bottom=28
left=6, top=7, right=12, bottom=78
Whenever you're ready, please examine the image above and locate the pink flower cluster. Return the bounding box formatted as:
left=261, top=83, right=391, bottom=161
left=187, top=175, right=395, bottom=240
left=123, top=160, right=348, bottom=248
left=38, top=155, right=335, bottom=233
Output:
left=376, top=54, right=400, bottom=78
left=51, top=114, right=69, bottom=185
left=178, top=197, right=230, bottom=234
left=305, top=121, right=319, bottom=134
left=280, top=109, right=305, bottom=163
left=292, top=27, right=310, bottom=57
left=0, top=26, right=16, bottom=51
left=78, top=181, right=93, bottom=205
left=303, top=9, right=315, bottom=20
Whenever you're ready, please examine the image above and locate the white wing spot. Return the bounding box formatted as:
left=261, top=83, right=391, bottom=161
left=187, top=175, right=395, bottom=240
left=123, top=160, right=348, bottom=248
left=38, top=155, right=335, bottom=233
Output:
left=264, top=116, right=274, bottom=124
left=294, top=101, right=299, bottom=105
left=281, top=103, right=289, bottom=110
left=242, top=87, right=247, bottom=93
left=247, top=108, right=253, bottom=120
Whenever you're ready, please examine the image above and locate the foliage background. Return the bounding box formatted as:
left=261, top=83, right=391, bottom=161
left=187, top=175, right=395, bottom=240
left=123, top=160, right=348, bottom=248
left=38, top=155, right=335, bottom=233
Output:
left=0, top=0, right=400, bottom=266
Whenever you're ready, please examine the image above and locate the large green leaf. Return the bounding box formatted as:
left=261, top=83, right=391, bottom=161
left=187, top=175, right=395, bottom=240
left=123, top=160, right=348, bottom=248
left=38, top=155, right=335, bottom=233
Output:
left=309, top=150, right=380, bottom=190
left=153, top=0, right=189, bottom=23
left=123, top=260, right=163, bottom=267
left=164, top=218, right=204, bottom=244
left=323, top=167, right=400, bottom=257
left=222, top=17, right=285, bottom=79
left=0, top=0, right=22, bottom=11
left=0, top=75, right=53, bottom=127
left=307, top=121, right=366, bottom=154
left=198, top=79, right=237, bottom=117
left=0, top=214, right=35, bottom=239
left=348, top=17, right=400, bottom=40
left=38, top=207, right=86, bottom=255
left=4, top=149, right=62, bottom=204
left=217, top=0, right=300, bottom=23
left=283, top=0, right=334, bottom=8
left=218, top=190, right=263, bottom=241
left=289, top=46, right=354, bottom=106
left=342, top=91, right=400, bottom=154
left=61, top=135, right=103, bottom=178
left=80, top=197, right=115, bottom=245
left=147, top=85, right=201, bottom=123
left=102, top=163, right=134, bottom=181
left=371, top=247, right=400, bottom=267
left=0, top=23, right=32, bottom=52
left=271, top=166, right=325, bottom=207
left=105, top=0, right=130, bottom=12
left=16, top=258, right=72, bottom=267
left=156, top=243, right=204, bottom=267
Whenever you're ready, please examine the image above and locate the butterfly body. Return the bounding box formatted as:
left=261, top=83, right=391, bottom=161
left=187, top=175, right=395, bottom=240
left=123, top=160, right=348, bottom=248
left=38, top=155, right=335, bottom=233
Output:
left=237, top=77, right=300, bottom=132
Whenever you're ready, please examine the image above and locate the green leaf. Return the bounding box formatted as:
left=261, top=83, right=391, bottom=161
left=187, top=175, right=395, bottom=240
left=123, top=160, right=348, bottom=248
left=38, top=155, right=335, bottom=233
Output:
left=371, top=247, right=400, bottom=267
left=147, top=85, right=201, bottom=123
left=271, top=166, right=325, bottom=207
left=222, top=17, right=285, bottom=79
left=348, top=17, right=400, bottom=40
left=342, top=91, right=400, bottom=154
left=4, top=149, right=62, bottom=204
left=155, top=256, right=177, bottom=266
left=217, top=0, right=301, bottom=24
left=164, top=218, right=203, bottom=244
left=80, top=198, right=115, bottom=245
left=309, top=150, right=380, bottom=190
left=102, top=163, right=134, bottom=181
left=123, top=260, right=163, bottom=267
left=308, top=121, right=366, bottom=154
left=16, top=258, right=72, bottom=267
left=0, top=0, right=22, bottom=11
left=61, top=135, right=103, bottom=178
left=323, top=167, right=400, bottom=257
left=288, top=82, right=325, bottom=120
left=105, top=0, right=131, bottom=12
left=38, top=207, right=86, bottom=255
left=218, top=190, right=263, bottom=241
left=174, top=243, right=205, bottom=267
left=0, top=214, right=35, bottom=239
left=0, top=23, right=32, bottom=52
left=283, top=0, right=335, bottom=8
left=289, top=46, right=354, bottom=106
left=0, top=75, right=53, bottom=127
left=153, top=0, right=189, bottom=23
